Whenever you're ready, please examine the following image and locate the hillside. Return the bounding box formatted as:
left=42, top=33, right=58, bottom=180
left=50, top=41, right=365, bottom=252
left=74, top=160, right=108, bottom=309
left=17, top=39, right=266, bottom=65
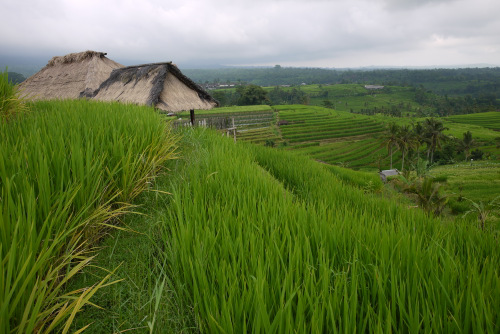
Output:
left=184, top=66, right=500, bottom=99
left=2, top=70, right=499, bottom=332
left=177, top=105, right=500, bottom=170
left=70, top=128, right=500, bottom=333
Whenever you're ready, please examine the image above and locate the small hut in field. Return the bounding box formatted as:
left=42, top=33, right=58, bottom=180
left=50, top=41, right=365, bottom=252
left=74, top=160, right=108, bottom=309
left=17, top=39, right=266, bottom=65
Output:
left=19, top=51, right=123, bottom=100
left=92, top=62, right=219, bottom=112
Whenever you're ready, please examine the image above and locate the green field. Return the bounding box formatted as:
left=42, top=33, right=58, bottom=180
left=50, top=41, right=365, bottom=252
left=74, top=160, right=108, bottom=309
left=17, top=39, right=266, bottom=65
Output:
left=3, top=72, right=500, bottom=333
left=1, top=98, right=178, bottom=332
left=445, top=111, right=500, bottom=131
left=67, top=129, right=500, bottom=333
left=430, top=161, right=500, bottom=216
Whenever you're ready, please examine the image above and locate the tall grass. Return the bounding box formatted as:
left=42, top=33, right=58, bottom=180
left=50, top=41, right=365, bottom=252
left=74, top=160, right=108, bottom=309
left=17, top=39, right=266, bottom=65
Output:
left=0, top=71, right=27, bottom=120
left=156, top=129, right=499, bottom=332
left=0, top=99, right=177, bottom=332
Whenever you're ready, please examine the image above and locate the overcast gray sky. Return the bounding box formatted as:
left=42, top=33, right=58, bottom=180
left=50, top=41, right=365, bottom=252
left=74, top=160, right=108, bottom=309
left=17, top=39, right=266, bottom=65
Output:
left=1, top=0, right=499, bottom=68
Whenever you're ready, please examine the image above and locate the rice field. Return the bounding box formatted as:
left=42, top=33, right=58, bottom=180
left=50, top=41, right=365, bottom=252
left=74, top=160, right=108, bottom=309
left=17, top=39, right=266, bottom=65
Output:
left=1, top=98, right=178, bottom=333
left=3, top=70, right=500, bottom=332
left=72, top=128, right=500, bottom=333
left=446, top=111, right=500, bottom=131
left=275, top=106, right=391, bottom=169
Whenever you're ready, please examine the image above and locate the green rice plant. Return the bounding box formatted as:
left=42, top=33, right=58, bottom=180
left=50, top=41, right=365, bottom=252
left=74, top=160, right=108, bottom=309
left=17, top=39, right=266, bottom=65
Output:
left=0, top=100, right=178, bottom=332
left=152, top=128, right=499, bottom=333
left=0, top=70, right=28, bottom=120
left=462, top=195, right=500, bottom=230
left=323, top=164, right=383, bottom=191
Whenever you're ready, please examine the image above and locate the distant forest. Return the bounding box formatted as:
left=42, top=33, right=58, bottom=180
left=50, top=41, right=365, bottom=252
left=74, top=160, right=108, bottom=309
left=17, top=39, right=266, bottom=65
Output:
left=184, top=66, right=500, bottom=98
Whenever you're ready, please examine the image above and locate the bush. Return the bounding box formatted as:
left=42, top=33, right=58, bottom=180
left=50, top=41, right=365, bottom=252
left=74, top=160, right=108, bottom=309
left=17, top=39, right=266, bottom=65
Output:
left=0, top=70, right=27, bottom=120
left=471, top=149, right=484, bottom=160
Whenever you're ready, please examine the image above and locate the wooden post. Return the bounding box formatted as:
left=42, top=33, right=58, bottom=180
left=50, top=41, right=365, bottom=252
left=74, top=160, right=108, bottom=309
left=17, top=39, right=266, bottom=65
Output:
left=232, top=117, right=236, bottom=142
left=190, top=109, right=195, bottom=126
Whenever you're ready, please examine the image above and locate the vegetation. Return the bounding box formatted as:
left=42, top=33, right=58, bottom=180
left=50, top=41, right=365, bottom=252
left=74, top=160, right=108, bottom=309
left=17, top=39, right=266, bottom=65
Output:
left=69, top=129, right=500, bottom=333
left=3, top=68, right=500, bottom=332
left=6, top=72, right=26, bottom=84
left=1, top=71, right=27, bottom=120
left=186, top=67, right=500, bottom=98
left=1, top=95, right=178, bottom=332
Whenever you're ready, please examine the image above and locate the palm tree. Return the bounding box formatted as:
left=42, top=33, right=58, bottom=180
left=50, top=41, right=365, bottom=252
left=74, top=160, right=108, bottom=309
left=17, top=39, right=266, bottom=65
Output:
left=412, top=121, right=426, bottom=164
left=424, top=118, right=448, bottom=164
left=396, top=125, right=414, bottom=171
left=461, top=131, right=475, bottom=162
left=384, top=123, right=400, bottom=169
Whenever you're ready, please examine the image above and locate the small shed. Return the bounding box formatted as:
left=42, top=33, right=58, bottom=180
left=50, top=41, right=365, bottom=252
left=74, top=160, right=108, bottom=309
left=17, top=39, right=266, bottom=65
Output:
left=364, top=85, right=384, bottom=90
left=92, top=62, right=219, bottom=112
left=379, top=169, right=400, bottom=182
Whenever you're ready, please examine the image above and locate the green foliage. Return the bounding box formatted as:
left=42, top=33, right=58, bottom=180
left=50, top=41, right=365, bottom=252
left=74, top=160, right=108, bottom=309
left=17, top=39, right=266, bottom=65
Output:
left=384, top=123, right=400, bottom=169
left=395, top=176, right=449, bottom=216
left=461, top=130, right=475, bottom=161
left=150, top=129, right=500, bottom=332
left=424, top=118, right=449, bottom=164
left=1, top=70, right=27, bottom=120
left=237, top=84, right=269, bottom=105
left=0, top=100, right=178, bottom=332
left=447, top=111, right=500, bottom=131
left=463, top=196, right=500, bottom=230
left=6, top=72, right=26, bottom=84
left=265, top=139, right=275, bottom=147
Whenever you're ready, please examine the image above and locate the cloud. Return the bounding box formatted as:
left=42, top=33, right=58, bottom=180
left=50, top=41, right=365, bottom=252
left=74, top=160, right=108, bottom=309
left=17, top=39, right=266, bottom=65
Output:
left=0, top=0, right=499, bottom=67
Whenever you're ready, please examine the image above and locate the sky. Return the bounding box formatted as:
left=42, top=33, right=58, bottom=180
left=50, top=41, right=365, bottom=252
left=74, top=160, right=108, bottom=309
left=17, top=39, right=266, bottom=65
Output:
left=1, top=0, right=499, bottom=68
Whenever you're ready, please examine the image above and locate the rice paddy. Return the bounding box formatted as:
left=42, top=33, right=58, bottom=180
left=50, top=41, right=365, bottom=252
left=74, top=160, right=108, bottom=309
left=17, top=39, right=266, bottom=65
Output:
left=1, top=97, right=178, bottom=332
left=71, top=128, right=499, bottom=333
left=2, top=72, right=500, bottom=333
left=446, top=111, right=500, bottom=131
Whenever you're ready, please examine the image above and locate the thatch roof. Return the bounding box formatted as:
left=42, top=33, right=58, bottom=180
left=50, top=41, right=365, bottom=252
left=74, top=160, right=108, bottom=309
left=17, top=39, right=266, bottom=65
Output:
left=92, top=62, right=219, bottom=112
left=19, top=51, right=123, bottom=100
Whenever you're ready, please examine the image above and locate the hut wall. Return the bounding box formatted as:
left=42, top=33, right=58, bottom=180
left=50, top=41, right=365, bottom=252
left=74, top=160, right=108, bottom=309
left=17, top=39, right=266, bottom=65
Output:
left=156, top=73, right=217, bottom=112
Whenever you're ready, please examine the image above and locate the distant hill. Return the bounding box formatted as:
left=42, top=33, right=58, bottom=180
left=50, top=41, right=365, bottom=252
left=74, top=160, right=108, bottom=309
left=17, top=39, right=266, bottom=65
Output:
left=6, top=72, right=26, bottom=84
left=183, top=67, right=500, bottom=98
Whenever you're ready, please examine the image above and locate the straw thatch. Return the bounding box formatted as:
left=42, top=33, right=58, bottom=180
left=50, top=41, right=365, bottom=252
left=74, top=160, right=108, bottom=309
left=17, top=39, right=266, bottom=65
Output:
left=92, top=62, right=219, bottom=112
left=19, top=51, right=123, bottom=100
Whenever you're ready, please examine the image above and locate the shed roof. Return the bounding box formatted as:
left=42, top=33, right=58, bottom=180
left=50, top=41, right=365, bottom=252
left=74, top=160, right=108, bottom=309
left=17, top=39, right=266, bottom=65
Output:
left=92, top=62, right=218, bottom=112
left=18, top=51, right=123, bottom=100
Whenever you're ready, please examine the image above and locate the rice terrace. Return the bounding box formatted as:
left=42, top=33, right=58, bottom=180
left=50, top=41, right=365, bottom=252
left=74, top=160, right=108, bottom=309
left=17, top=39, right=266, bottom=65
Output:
left=1, top=51, right=500, bottom=333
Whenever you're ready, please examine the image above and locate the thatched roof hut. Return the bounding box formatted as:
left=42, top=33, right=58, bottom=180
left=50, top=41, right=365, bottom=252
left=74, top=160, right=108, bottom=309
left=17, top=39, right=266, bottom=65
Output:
left=19, top=51, right=123, bottom=100
left=92, top=62, right=219, bottom=112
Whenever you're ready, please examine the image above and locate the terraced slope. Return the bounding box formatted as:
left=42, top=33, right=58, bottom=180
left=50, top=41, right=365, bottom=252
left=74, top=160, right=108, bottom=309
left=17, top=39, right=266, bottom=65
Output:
left=276, top=105, right=396, bottom=169
left=446, top=111, right=500, bottom=131
left=173, top=105, right=281, bottom=144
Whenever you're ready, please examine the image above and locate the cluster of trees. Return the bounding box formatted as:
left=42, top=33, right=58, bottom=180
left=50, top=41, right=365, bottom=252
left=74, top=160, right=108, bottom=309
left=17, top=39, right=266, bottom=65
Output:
left=211, top=85, right=269, bottom=106
left=384, top=119, right=482, bottom=171
left=211, top=85, right=310, bottom=106
left=6, top=72, right=25, bottom=84
left=188, top=67, right=500, bottom=92
left=413, top=86, right=497, bottom=116
left=213, top=83, right=497, bottom=117
left=186, top=67, right=500, bottom=99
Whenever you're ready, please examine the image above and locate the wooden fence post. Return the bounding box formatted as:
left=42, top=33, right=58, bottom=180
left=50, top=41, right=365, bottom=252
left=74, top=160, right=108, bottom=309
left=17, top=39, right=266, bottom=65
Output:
left=190, top=109, right=195, bottom=126
left=232, top=117, right=236, bottom=142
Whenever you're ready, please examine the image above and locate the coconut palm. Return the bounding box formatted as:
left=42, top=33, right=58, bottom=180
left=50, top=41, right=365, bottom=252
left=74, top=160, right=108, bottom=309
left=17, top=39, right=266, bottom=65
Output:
left=396, top=125, right=414, bottom=171
left=461, top=131, right=475, bottom=162
left=412, top=121, right=426, bottom=164
left=384, top=123, right=400, bottom=169
left=463, top=195, right=500, bottom=230
left=424, top=118, right=448, bottom=164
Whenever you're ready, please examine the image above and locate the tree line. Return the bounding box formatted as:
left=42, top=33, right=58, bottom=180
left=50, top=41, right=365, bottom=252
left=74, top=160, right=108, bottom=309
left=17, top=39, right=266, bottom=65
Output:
left=383, top=118, right=482, bottom=172
left=185, top=66, right=500, bottom=98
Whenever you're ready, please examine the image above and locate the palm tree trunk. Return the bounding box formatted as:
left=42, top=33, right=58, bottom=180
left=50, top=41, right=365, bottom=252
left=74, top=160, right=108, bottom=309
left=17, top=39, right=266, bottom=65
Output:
left=401, top=151, right=405, bottom=171
left=390, top=146, right=393, bottom=169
